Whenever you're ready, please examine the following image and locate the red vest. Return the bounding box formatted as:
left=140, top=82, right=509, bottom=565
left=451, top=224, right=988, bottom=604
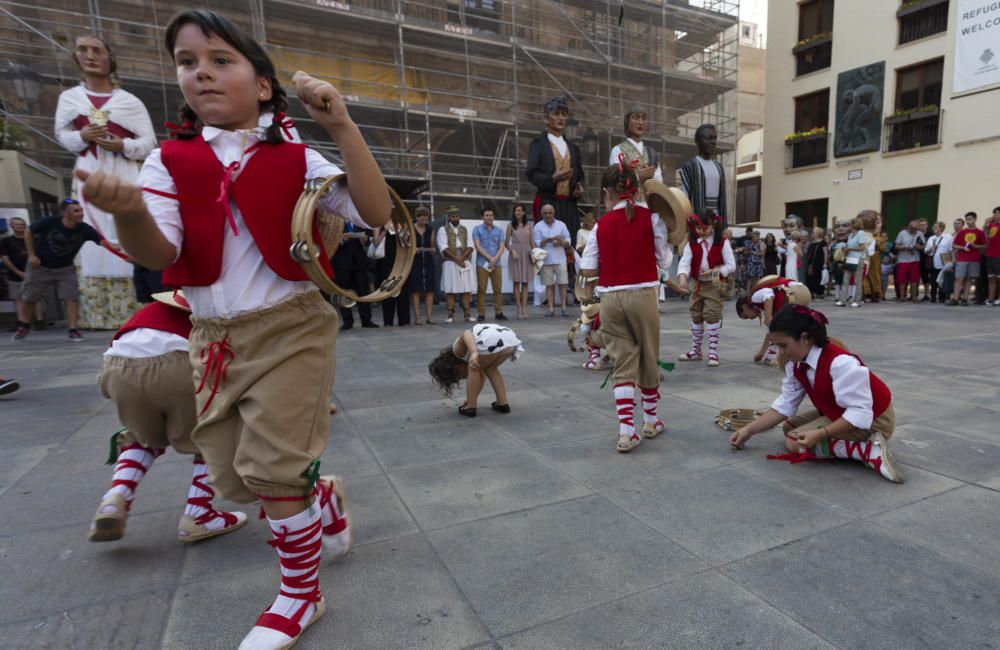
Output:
left=595, top=205, right=658, bottom=287
left=793, top=343, right=891, bottom=422
left=755, top=276, right=793, bottom=312
left=688, top=236, right=724, bottom=278
left=159, top=137, right=334, bottom=287
left=112, top=301, right=192, bottom=343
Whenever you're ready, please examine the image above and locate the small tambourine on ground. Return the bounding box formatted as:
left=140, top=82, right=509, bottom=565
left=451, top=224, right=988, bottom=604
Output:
left=714, top=408, right=762, bottom=432
left=290, top=174, right=415, bottom=307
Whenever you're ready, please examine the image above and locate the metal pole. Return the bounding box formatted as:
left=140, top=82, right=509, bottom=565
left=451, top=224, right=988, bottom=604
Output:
left=425, top=101, right=434, bottom=215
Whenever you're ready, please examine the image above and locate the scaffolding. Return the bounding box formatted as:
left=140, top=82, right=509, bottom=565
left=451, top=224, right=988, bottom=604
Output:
left=0, top=0, right=739, bottom=216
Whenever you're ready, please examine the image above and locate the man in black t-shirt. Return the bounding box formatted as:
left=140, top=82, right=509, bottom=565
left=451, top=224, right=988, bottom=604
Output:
left=13, top=199, right=104, bottom=341
left=0, top=216, right=39, bottom=330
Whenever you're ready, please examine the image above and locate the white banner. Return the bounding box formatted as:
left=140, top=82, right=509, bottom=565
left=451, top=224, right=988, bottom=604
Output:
left=954, top=0, right=1000, bottom=95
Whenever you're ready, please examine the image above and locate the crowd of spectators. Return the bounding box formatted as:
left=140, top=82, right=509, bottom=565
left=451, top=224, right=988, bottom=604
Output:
left=726, top=207, right=1000, bottom=308
left=6, top=203, right=996, bottom=335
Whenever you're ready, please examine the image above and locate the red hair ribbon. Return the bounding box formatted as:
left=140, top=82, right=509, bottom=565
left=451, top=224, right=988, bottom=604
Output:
left=791, top=304, right=829, bottom=325
left=164, top=120, right=195, bottom=138
left=615, top=153, right=639, bottom=204
left=218, top=161, right=242, bottom=236
left=272, top=112, right=296, bottom=141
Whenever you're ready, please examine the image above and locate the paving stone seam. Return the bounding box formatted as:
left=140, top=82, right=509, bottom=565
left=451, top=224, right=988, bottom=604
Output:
left=486, top=566, right=837, bottom=648
left=599, top=465, right=867, bottom=568
left=894, top=460, right=985, bottom=489
left=0, top=503, right=252, bottom=542
left=858, top=483, right=1000, bottom=570
left=0, top=408, right=123, bottom=498
left=0, top=588, right=177, bottom=631
left=708, top=569, right=841, bottom=648
left=339, top=406, right=501, bottom=645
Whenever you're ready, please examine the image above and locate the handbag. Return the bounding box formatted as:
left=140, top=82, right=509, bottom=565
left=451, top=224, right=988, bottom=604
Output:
left=844, top=250, right=863, bottom=272
left=367, top=236, right=386, bottom=260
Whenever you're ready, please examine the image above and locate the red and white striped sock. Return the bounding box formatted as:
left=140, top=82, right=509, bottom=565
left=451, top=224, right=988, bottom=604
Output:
left=183, top=458, right=235, bottom=533
left=104, top=444, right=161, bottom=504
left=614, top=383, right=636, bottom=437
left=314, top=477, right=352, bottom=559
left=687, top=323, right=704, bottom=357
left=252, top=507, right=324, bottom=638
left=585, top=344, right=601, bottom=368
left=640, top=387, right=659, bottom=425
left=706, top=322, right=721, bottom=361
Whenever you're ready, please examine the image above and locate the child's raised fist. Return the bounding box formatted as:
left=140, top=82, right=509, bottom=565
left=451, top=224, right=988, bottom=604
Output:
left=293, top=71, right=351, bottom=132
left=74, top=170, right=146, bottom=218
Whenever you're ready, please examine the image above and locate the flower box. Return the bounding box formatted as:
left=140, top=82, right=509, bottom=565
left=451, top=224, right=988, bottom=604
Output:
left=792, top=33, right=832, bottom=54
left=884, top=106, right=939, bottom=125
left=896, top=0, right=949, bottom=19
left=785, top=132, right=828, bottom=145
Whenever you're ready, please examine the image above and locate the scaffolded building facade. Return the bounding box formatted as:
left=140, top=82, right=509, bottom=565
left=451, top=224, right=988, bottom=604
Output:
left=1, top=0, right=739, bottom=216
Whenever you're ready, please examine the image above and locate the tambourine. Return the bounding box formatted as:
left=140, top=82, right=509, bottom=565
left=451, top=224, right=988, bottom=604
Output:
left=783, top=282, right=811, bottom=306
left=708, top=268, right=735, bottom=299
left=643, top=180, right=690, bottom=247
left=714, top=408, right=762, bottom=432
left=290, top=174, right=415, bottom=307
left=567, top=300, right=601, bottom=352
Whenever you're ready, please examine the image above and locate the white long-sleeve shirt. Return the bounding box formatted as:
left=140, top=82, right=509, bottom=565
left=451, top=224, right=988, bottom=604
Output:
left=677, top=235, right=736, bottom=278
left=579, top=201, right=672, bottom=293
left=104, top=328, right=188, bottom=359
left=771, top=345, right=877, bottom=430
left=139, top=117, right=367, bottom=319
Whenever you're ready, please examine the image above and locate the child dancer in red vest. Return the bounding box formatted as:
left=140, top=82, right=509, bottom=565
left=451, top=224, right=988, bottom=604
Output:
left=579, top=160, right=673, bottom=452
left=676, top=211, right=735, bottom=367
left=90, top=290, right=247, bottom=543
left=728, top=305, right=903, bottom=483
left=76, top=10, right=390, bottom=649
left=735, top=275, right=808, bottom=366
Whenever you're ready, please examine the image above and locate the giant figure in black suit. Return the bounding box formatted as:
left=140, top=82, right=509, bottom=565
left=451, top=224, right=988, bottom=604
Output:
left=525, top=95, right=586, bottom=242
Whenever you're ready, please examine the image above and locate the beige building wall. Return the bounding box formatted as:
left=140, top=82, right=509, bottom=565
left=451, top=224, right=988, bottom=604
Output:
left=761, top=1, right=1000, bottom=228
left=738, top=43, right=766, bottom=139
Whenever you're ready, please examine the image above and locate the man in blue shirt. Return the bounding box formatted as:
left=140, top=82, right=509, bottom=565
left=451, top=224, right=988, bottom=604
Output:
left=533, top=203, right=572, bottom=316
left=14, top=199, right=104, bottom=341
left=472, top=208, right=508, bottom=321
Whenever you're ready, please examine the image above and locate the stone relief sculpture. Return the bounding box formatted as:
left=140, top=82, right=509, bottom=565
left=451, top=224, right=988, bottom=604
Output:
left=834, top=62, right=884, bottom=157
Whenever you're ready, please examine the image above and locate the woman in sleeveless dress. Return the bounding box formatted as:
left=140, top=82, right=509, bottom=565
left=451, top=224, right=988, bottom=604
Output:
left=407, top=207, right=437, bottom=324
left=505, top=205, right=533, bottom=319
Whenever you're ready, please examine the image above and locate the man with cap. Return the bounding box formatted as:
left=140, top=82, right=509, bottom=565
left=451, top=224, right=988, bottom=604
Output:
left=436, top=206, right=477, bottom=323
left=13, top=198, right=114, bottom=342
left=679, top=123, right=728, bottom=228
left=525, top=95, right=586, bottom=242
left=610, top=106, right=663, bottom=191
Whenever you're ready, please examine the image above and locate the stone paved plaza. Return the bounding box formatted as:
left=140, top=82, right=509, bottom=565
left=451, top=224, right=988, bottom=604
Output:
left=2, top=298, right=999, bottom=649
